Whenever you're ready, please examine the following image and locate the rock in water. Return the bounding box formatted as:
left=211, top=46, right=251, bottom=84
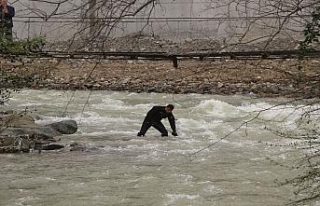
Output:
left=41, top=143, right=65, bottom=151
left=46, top=120, right=78, bottom=134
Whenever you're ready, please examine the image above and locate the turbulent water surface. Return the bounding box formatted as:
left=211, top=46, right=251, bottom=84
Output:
left=0, top=90, right=309, bottom=206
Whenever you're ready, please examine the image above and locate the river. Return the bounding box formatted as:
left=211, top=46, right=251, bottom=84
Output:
left=0, top=89, right=311, bottom=206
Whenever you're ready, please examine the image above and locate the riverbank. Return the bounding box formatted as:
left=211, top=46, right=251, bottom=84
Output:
left=2, top=58, right=320, bottom=98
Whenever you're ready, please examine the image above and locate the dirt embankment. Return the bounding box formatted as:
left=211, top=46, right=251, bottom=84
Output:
left=2, top=58, right=320, bottom=98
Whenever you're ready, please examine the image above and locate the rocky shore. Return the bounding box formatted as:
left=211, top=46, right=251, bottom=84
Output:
left=3, top=58, right=320, bottom=98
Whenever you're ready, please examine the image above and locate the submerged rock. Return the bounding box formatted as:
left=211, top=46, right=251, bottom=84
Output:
left=69, top=141, right=87, bottom=151
left=41, top=143, right=65, bottom=151
left=69, top=141, right=102, bottom=152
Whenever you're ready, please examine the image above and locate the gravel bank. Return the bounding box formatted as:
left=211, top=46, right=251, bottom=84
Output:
left=3, top=58, right=320, bottom=98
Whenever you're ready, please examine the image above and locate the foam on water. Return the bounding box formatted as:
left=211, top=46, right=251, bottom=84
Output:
left=191, top=99, right=246, bottom=119
left=164, top=193, right=200, bottom=205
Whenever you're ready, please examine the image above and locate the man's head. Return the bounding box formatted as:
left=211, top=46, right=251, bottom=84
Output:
left=1, top=0, right=7, bottom=6
left=165, top=104, right=174, bottom=113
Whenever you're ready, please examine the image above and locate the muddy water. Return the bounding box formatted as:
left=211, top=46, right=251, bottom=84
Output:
left=0, top=90, right=304, bottom=206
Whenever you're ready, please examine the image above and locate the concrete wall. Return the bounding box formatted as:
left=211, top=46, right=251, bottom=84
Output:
left=11, top=0, right=305, bottom=43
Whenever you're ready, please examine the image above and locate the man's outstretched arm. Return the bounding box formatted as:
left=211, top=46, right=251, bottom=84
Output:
left=168, top=114, right=178, bottom=136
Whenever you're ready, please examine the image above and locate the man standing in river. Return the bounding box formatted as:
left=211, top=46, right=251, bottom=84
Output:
left=137, top=104, right=178, bottom=137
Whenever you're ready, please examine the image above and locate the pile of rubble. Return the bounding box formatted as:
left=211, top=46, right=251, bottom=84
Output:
left=45, top=32, right=319, bottom=53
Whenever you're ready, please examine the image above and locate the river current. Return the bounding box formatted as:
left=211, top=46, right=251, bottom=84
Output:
left=0, top=90, right=312, bottom=206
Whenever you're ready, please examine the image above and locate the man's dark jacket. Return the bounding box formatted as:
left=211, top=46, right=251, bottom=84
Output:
left=0, top=5, right=15, bottom=28
left=145, top=106, right=176, bottom=133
